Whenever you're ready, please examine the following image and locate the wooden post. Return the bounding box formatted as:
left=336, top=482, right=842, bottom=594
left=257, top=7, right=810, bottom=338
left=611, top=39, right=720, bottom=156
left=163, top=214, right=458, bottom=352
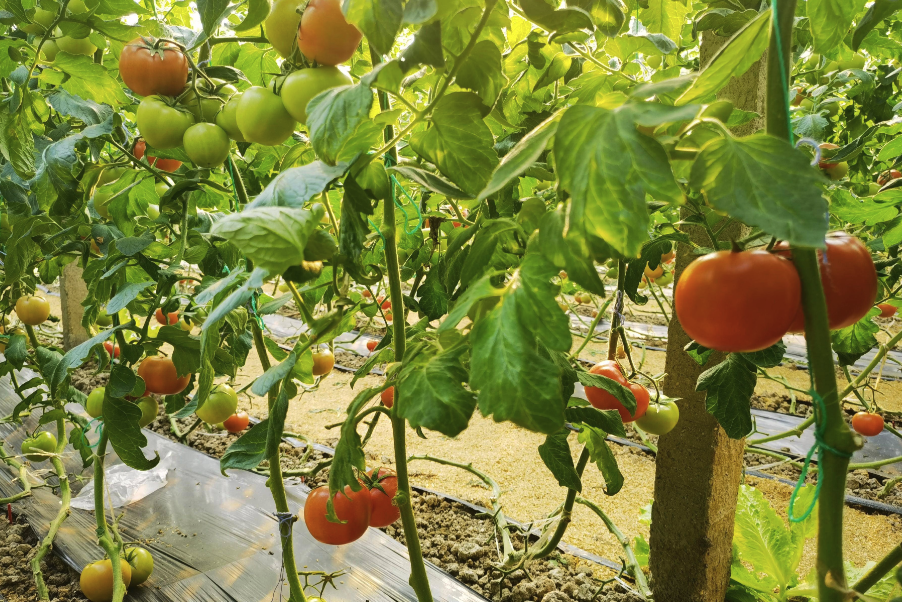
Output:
left=59, top=261, right=90, bottom=350
left=648, top=32, right=765, bottom=602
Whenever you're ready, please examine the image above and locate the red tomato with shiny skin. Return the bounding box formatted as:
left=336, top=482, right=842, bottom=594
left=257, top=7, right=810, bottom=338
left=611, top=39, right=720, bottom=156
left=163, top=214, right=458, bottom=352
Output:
left=304, top=484, right=371, bottom=545
left=381, top=386, right=394, bottom=409
left=119, top=37, right=188, bottom=97
left=851, top=412, right=884, bottom=437
left=297, top=0, right=362, bottom=66
left=878, top=303, right=897, bottom=318
left=155, top=308, right=178, bottom=325
left=103, top=341, right=120, bottom=359
left=223, top=411, right=250, bottom=434
left=138, top=356, right=190, bottom=395
left=675, top=250, right=801, bottom=352
left=776, top=233, right=877, bottom=332
left=584, top=360, right=626, bottom=407
left=366, top=468, right=400, bottom=528
left=366, top=339, right=378, bottom=352
left=133, top=140, right=181, bottom=172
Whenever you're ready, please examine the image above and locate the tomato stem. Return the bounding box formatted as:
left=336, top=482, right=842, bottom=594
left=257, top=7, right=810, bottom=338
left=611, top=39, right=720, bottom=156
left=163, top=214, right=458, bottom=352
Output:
left=852, top=542, right=902, bottom=597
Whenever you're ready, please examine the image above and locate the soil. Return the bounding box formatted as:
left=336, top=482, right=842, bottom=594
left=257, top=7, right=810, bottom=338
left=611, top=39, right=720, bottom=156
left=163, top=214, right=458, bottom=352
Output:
left=0, top=515, right=89, bottom=602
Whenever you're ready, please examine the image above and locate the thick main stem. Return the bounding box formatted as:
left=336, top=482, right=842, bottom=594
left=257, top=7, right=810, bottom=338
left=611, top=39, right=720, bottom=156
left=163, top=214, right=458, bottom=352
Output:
left=91, top=430, right=128, bottom=602
left=251, top=320, right=307, bottom=602
left=31, top=416, right=70, bottom=601
left=766, top=3, right=860, bottom=600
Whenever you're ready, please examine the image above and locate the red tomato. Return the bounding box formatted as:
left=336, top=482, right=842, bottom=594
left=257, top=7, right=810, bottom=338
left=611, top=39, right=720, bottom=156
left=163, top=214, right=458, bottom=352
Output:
left=297, top=0, right=362, bottom=66
left=366, top=339, right=378, bottom=352
left=381, top=386, right=394, bottom=409
left=138, top=356, right=190, bottom=395
left=584, top=360, right=626, bottom=407
left=851, top=412, right=884, bottom=437
left=366, top=468, right=400, bottom=528
left=878, top=303, right=897, bottom=318
left=675, top=250, right=801, bottom=352
left=381, top=299, right=392, bottom=311
left=304, top=484, right=371, bottom=545
left=155, top=308, right=178, bottom=325
left=775, top=233, right=877, bottom=331
left=818, top=142, right=840, bottom=169
left=133, top=140, right=182, bottom=172
left=223, top=411, right=250, bottom=434
left=362, top=289, right=372, bottom=298
left=103, top=341, right=120, bottom=359
left=625, top=384, right=650, bottom=423
left=119, top=37, right=188, bottom=97
left=878, top=170, right=902, bottom=186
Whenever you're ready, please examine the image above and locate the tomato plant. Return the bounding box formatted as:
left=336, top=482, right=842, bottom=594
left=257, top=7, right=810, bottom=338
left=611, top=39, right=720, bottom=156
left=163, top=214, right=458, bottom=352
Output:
left=304, top=484, right=371, bottom=545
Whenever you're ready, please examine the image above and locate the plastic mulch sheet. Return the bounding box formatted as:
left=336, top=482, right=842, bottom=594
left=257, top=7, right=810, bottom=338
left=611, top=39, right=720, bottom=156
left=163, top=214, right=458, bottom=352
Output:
left=0, top=371, right=489, bottom=602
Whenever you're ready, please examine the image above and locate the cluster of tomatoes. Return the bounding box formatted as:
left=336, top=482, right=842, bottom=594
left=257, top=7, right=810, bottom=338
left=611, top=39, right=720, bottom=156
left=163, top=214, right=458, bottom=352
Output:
left=304, top=468, right=401, bottom=545
left=80, top=547, right=154, bottom=602
left=584, top=360, right=679, bottom=435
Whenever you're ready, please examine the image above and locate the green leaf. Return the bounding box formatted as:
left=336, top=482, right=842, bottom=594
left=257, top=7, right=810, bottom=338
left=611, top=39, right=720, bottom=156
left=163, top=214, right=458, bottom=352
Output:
left=0, top=102, right=36, bottom=180
left=732, top=484, right=801, bottom=594
left=397, top=343, right=477, bottom=437
left=51, top=53, right=130, bottom=107
left=329, top=387, right=378, bottom=496
left=577, top=371, right=637, bottom=416
left=103, top=395, right=161, bottom=471
left=220, top=420, right=269, bottom=475
left=456, top=40, right=507, bottom=107
left=535, top=207, right=606, bottom=297
left=740, top=342, right=785, bottom=369
left=105, top=281, right=154, bottom=314
left=266, top=379, right=296, bottom=458
left=829, top=189, right=901, bottom=226
left=307, top=84, right=381, bottom=166
left=831, top=309, right=879, bottom=366
left=107, top=364, right=138, bottom=399
left=676, top=9, right=772, bottom=106
left=249, top=160, right=348, bottom=208
left=48, top=323, right=132, bottom=390
left=403, top=0, right=436, bottom=23
left=251, top=350, right=298, bottom=396
left=339, top=175, right=372, bottom=269
left=211, top=206, right=323, bottom=275
left=410, top=92, right=499, bottom=197
left=389, top=165, right=472, bottom=199
left=46, top=89, right=112, bottom=125
left=519, top=0, right=593, bottom=33
left=565, top=407, right=626, bottom=437
left=539, top=430, right=581, bottom=491
left=416, top=265, right=450, bottom=321
left=624, top=233, right=689, bottom=302
left=234, top=0, right=271, bottom=30
left=479, top=111, right=559, bottom=201
left=343, top=0, right=402, bottom=55
left=697, top=354, right=756, bottom=439
left=852, top=0, right=902, bottom=51
left=690, top=134, right=828, bottom=247
left=5, top=334, right=27, bottom=370
left=577, top=425, right=623, bottom=495
left=470, top=295, right=565, bottom=435
left=640, top=0, right=691, bottom=41
left=197, top=0, right=235, bottom=36
left=809, top=0, right=867, bottom=55
left=400, top=19, right=444, bottom=68
left=555, top=104, right=680, bottom=257
left=96, top=0, right=150, bottom=15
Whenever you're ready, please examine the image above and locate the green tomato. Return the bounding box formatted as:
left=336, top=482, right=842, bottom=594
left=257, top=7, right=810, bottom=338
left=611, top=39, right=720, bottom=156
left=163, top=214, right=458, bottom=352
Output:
left=264, top=0, right=303, bottom=59
left=236, top=87, right=296, bottom=146
left=635, top=401, right=679, bottom=436
left=869, top=182, right=882, bottom=196
left=136, top=396, right=158, bottom=428
left=277, top=67, right=353, bottom=124
left=655, top=271, right=674, bottom=286
left=154, top=179, right=169, bottom=196
left=821, top=100, right=841, bottom=117
left=180, top=79, right=236, bottom=122
left=196, top=383, right=238, bottom=424
left=517, top=196, right=546, bottom=231
left=183, top=123, right=230, bottom=168
left=837, top=53, right=866, bottom=71
left=606, top=266, right=618, bottom=279
left=98, top=166, right=126, bottom=185
left=95, top=309, right=113, bottom=326
left=21, top=431, right=57, bottom=463
left=126, top=547, right=154, bottom=585
left=823, top=161, right=849, bottom=181
left=86, top=387, right=105, bottom=418
left=646, top=55, right=662, bottom=69
left=136, top=96, right=195, bottom=150
left=22, top=5, right=56, bottom=33
left=215, top=93, right=246, bottom=142
left=56, top=28, right=96, bottom=56
left=146, top=202, right=161, bottom=218
left=92, top=185, right=116, bottom=219
left=67, top=0, right=88, bottom=14
left=800, top=98, right=814, bottom=111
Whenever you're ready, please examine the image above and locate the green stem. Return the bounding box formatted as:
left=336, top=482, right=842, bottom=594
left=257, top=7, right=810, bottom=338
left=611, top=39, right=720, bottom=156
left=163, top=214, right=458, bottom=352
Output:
left=747, top=414, right=814, bottom=446
left=839, top=329, right=902, bottom=399
left=847, top=455, right=902, bottom=471
left=24, top=324, right=39, bottom=348
left=30, top=416, right=70, bottom=601
left=528, top=447, right=590, bottom=559
left=574, top=497, right=652, bottom=599
left=228, top=155, right=249, bottom=206
left=374, top=49, right=433, bottom=600
left=767, top=2, right=860, bottom=599
left=852, top=542, right=902, bottom=596
left=569, top=297, right=613, bottom=360
left=646, top=281, right=670, bottom=323
left=251, top=320, right=307, bottom=602
left=91, top=431, right=127, bottom=602
left=172, top=200, right=190, bottom=266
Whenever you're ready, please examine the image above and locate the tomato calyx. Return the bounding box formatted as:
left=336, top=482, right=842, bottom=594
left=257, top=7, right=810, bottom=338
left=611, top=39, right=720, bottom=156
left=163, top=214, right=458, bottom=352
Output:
left=130, top=35, right=185, bottom=59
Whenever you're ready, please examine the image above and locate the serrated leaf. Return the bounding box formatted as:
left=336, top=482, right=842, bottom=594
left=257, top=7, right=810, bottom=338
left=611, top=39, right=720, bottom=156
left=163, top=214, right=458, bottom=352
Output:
left=105, top=281, right=154, bottom=314
left=555, top=103, right=680, bottom=257
left=234, top=0, right=271, bottom=30
left=740, top=342, right=785, bottom=369
left=410, top=92, right=499, bottom=197
left=831, top=309, right=879, bottom=366
left=343, top=0, right=402, bottom=56
left=479, top=111, right=559, bottom=201
left=251, top=350, right=298, bottom=396
left=249, top=160, right=348, bottom=208
left=697, top=353, right=756, bottom=439
left=676, top=9, right=771, bottom=106
left=456, top=40, right=508, bottom=106
left=397, top=344, right=477, bottom=437
left=690, top=134, right=828, bottom=247
left=809, top=0, right=867, bottom=55
left=307, top=84, right=381, bottom=166
left=535, top=207, right=606, bottom=296
left=539, top=430, right=581, bottom=491
left=565, top=407, right=626, bottom=437
left=52, top=53, right=130, bottom=107
left=266, top=379, right=295, bottom=458
left=329, top=387, right=378, bottom=496
left=853, top=0, right=902, bottom=51
left=577, top=425, right=623, bottom=495
left=197, top=0, right=235, bottom=35
left=577, top=371, right=637, bottom=416
left=220, top=419, right=269, bottom=475
left=640, top=0, right=690, bottom=41
left=103, top=395, right=160, bottom=471
left=389, top=165, right=472, bottom=199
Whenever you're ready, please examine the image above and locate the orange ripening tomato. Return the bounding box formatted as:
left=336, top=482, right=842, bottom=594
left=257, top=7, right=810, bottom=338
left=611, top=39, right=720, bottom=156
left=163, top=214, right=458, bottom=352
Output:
left=775, top=232, right=877, bottom=332
left=851, top=412, right=884, bottom=437
left=675, top=250, right=801, bottom=352
left=878, top=169, right=902, bottom=186
left=297, top=0, right=363, bottom=66
left=223, top=411, right=250, bottom=434
left=155, top=308, right=178, bottom=325
left=138, top=356, right=190, bottom=395
left=304, top=484, right=371, bottom=545
left=133, top=140, right=181, bottom=172
left=366, top=339, right=378, bottom=352
left=878, top=303, right=897, bottom=318
left=381, top=386, right=394, bottom=409
left=119, top=37, right=188, bottom=97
